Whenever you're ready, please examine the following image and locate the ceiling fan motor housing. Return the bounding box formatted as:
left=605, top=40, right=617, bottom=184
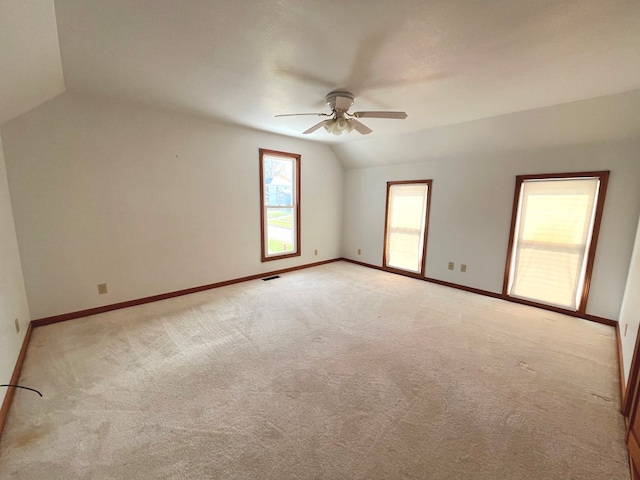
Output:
left=326, top=90, right=354, bottom=112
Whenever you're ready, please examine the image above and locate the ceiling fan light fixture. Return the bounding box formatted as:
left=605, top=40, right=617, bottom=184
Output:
left=330, top=120, right=343, bottom=135
left=335, top=117, right=350, bottom=132
left=323, top=116, right=355, bottom=136
left=345, top=118, right=355, bottom=133
left=323, top=119, right=335, bottom=133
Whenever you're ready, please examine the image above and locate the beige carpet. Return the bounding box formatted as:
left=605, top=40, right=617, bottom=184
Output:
left=0, top=261, right=629, bottom=479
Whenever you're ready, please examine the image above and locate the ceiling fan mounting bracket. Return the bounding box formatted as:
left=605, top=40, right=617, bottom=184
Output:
left=326, top=90, right=354, bottom=112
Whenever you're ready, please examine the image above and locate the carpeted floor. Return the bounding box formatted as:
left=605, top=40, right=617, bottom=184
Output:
left=0, top=261, right=630, bottom=479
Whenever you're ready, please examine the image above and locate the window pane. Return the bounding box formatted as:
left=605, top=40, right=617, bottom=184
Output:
left=264, top=157, right=294, bottom=207
left=266, top=207, right=295, bottom=255
left=385, top=183, right=429, bottom=273
left=508, top=178, right=599, bottom=310
left=513, top=248, right=581, bottom=308
left=521, top=194, right=591, bottom=244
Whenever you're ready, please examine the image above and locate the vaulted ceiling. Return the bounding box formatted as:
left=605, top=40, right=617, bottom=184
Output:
left=53, top=0, right=640, bottom=144
left=2, top=1, right=640, bottom=145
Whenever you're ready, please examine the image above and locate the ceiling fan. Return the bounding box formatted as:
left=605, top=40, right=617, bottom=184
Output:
left=275, top=90, right=407, bottom=136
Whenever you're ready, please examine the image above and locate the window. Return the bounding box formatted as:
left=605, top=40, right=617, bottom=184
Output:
left=383, top=180, right=432, bottom=276
left=503, top=171, right=609, bottom=312
left=259, top=149, right=301, bottom=262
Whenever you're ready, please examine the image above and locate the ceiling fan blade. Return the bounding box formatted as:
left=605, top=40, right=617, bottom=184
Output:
left=275, top=113, right=331, bottom=117
left=352, top=111, right=408, bottom=119
left=303, top=119, right=332, bottom=134
left=350, top=119, right=372, bottom=135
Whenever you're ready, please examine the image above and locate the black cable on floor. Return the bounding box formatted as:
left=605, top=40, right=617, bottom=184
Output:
left=0, top=385, right=43, bottom=397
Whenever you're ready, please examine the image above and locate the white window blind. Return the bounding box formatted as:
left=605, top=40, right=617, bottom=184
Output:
left=507, top=177, right=600, bottom=310
left=385, top=183, right=429, bottom=274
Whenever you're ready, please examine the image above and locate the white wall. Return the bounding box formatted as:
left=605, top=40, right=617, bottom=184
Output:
left=0, top=136, right=31, bottom=406
left=0, top=0, right=65, bottom=125
left=1, top=92, right=343, bottom=319
left=621, top=216, right=640, bottom=385
left=341, top=140, right=640, bottom=321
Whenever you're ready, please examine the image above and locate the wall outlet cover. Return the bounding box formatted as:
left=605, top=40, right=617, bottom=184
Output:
left=14, top=318, right=20, bottom=334
left=448, top=262, right=454, bottom=270
left=98, top=283, right=108, bottom=294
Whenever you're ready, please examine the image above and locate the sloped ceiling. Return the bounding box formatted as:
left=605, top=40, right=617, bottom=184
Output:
left=53, top=0, right=640, bottom=144
left=0, top=0, right=65, bottom=126
left=334, top=89, right=640, bottom=168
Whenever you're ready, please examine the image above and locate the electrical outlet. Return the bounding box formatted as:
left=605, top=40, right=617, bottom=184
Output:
left=14, top=318, right=19, bottom=334
left=448, top=261, right=454, bottom=270
left=314, top=249, right=318, bottom=255
left=461, top=264, right=467, bottom=273
left=625, top=324, right=629, bottom=336
left=358, top=249, right=361, bottom=255
left=98, top=283, right=108, bottom=295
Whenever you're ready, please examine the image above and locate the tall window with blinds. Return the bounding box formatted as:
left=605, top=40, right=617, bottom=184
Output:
left=383, top=180, right=432, bottom=276
left=504, top=172, right=609, bottom=312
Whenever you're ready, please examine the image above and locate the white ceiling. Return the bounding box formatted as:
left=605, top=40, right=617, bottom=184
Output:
left=47, top=0, right=640, bottom=144
left=0, top=0, right=65, bottom=126
left=2, top=1, right=639, bottom=145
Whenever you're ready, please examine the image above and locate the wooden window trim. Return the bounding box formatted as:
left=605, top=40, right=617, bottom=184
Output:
left=382, top=179, right=433, bottom=278
left=502, top=170, right=609, bottom=314
left=259, top=148, right=301, bottom=262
